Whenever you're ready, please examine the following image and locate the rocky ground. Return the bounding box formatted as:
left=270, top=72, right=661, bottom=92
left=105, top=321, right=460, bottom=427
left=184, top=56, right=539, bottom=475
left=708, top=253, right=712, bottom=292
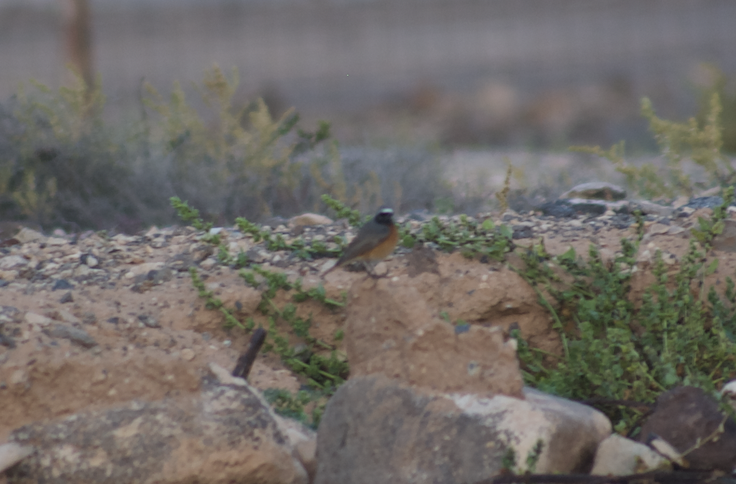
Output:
left=1, top=185, right=736, bottom=482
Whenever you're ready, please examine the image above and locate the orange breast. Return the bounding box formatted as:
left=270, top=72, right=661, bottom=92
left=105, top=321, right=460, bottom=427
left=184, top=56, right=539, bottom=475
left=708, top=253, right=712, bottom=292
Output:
left=358, top=224, right=399, bottom=261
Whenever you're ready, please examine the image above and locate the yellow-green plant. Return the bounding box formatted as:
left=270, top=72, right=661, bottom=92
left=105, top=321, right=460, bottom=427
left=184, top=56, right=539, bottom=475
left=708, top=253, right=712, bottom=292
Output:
left=572, top=94, right=734, bottom=199
left=696, top=64, right=736, bottom=154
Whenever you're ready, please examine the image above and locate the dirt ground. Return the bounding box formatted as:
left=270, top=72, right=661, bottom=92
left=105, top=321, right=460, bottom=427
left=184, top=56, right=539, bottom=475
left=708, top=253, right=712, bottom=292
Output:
left=2, top=206, right=736, bottom=443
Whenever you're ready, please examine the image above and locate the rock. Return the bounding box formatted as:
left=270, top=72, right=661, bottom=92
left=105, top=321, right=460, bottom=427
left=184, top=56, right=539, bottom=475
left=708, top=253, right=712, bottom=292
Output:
left=24, top=312, right=53, bottom=327
left=199, top=257, right=217, bottom=270
left=721, top=379, right=736, bottom=412
left=289, top=213, right=333, bottom=227
left=8, top=379, right=309, bottom=484
left=46, top=237, right=67, bottom=246
left=638, top=386, right=736, bottom=471
left=560, top=182, right=626, bottom=201
left=538, top=199, right=628, bottom=217
left=14, top=227, right=44, bottom=244
left=46, top=324, right=98, bottom=348
left=344, top=277, right=524, bottom=397
left=590, top=434, right=669, bottom=475
left=137, top=314, right=159, bottom=328
left=80, top=254, right=98, bottom=267
left=125, top=262, right=165, bottom=278
left=684, top=196, right=728, bottom=210
left=51, top=279, right=74, bottom=291
left=712, top=219, right=736, bottom=252
left=0, top=442, right=34, bottom=474
left=631, top=200, right=675, bottom=217
left=0, top=256, right=28, bottom=270
left=314, top=376, right=611, bottom=484
left=180, top=348, right=195, bottom=361
left=58, top=291, right=74, bottom=304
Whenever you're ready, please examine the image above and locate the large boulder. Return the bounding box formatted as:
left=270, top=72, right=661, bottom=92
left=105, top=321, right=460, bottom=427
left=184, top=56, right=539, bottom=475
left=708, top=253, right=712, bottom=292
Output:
left=345, top=277, right=524, bottom=397
left=315, top=377, right=611, bottom=484
left=7, top=370, right=310, bottom=484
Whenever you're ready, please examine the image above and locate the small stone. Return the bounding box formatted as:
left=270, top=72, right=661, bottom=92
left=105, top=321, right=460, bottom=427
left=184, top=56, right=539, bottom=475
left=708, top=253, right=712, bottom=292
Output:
left=199, top=258, right=217, bottom=270
left=290, top=213, right=333, bottom=227
left=560, top=182, right=626, bottom=201
left=24, top=312, right=53, bottom=326
left=82, top=254, right=99, bottom=267
left=591, top=434, right=669, bottom=475
left=0, top=442, right=34, bottom=474
left=57, top=309, right=81, bottom=324
left=46, top=237, right=67, bottom=246
left=82, top=313, right=97, bottom=325
left=47, top=324, right=98, bottom=348
left=138, top=314, right=159, bottom=328
left=59, top=291, right=74, bottom=304
left=0, top=256, right=28, bottom=270
left=181, top=348, right=195, bottom=361
left=51, top=279, right=74, bottom=291
left=372, top=262, right=388, bottom=277
left=10, top=369, right=29, bottom=387
left=14, top=227, right=44, bottom=244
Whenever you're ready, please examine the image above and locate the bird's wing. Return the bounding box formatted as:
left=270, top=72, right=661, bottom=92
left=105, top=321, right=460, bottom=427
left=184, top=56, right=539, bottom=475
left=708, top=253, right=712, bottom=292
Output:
left=336, top=226, right=390, bottom=265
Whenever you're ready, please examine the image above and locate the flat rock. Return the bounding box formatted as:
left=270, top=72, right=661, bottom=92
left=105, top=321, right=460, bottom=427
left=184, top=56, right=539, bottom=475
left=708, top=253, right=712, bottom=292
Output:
left=289, top=213, right=333, bottom=227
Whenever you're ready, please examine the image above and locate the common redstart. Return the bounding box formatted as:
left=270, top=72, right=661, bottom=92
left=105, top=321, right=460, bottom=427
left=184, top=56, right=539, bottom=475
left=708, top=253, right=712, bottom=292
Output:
left=323, top=207, right=399, bottom=276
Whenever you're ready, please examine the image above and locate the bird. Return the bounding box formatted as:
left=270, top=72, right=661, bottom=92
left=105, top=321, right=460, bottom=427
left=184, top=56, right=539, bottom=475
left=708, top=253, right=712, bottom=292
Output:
left=322, top=207, right=399, bottom=277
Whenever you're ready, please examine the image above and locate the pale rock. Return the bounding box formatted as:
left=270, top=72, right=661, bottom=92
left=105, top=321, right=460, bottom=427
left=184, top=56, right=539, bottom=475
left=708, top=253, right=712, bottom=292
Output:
left=0, top=442, right=34, bottom=474
left=14, top=227, right=44, bottom=244
left=372, top=261, right=388, bottom=277
left=560, top=182, right=625, bottom=201
left=289, top=213, right=333, bottom=227
left=46, top=237, right=67, bottom=246
left=591, top=434, right=669, bottom=476
left=125, top=262, right=165, bottom=277
left=0, top=256, right=28, bottom=270
left=0, top=270, right=18, bottom=281
left=199, top=258, right=217, bottom=270
left=24, top=312, right=53, bottom=327
left=180, top=348, right=195, bottom=361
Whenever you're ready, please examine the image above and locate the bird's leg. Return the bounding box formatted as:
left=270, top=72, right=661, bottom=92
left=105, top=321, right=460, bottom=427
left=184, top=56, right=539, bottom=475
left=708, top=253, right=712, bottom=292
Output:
left=364, top=261, right=386, bottom=279
left=363, top=261, right=380, bottom=279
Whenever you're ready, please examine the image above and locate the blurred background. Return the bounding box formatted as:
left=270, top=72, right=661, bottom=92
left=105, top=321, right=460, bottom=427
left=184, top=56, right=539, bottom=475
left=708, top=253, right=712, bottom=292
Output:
left=2, top=0, right=736, bottom=230
left=3, top=0, right=736, bottom=147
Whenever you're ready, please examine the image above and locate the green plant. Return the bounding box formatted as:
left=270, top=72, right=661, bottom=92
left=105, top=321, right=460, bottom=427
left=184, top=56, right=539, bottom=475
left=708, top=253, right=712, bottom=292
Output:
left=696, top=64, right=736, bottom=154
left=238, top=264, right=349, bottom=392
left=572, top=94, right=734, bottom=199
left=262, top=388, right=326, bottom=429
left=512, top=191, right=736, bottom=431
left=408, top=214, right=514, bottom=261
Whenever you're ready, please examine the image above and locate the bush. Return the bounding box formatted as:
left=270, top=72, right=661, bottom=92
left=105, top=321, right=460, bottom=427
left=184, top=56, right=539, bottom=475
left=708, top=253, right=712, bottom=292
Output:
left=1, top=66, right=451, bottom=232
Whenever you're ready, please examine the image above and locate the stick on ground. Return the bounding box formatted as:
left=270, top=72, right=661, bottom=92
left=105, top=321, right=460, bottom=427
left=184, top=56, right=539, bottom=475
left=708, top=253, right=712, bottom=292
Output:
left=232, top=327, right=267, bottom=380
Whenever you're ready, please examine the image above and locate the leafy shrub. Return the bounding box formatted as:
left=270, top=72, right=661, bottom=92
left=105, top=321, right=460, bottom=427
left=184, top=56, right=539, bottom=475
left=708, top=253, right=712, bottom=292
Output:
left=696, top=64, right=736, bottom=155
left=1, top=66, right=452, bottom=232
left=572, top=94, right=735, bottom=199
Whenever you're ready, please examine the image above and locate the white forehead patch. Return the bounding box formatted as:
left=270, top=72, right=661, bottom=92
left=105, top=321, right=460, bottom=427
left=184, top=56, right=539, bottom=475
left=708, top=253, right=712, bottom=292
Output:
left=379, top=207, right=394, bottom=215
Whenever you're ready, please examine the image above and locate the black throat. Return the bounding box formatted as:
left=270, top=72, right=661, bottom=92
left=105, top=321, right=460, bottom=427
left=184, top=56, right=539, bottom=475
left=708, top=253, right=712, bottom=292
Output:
left=374, top=210, right=394, bottom=226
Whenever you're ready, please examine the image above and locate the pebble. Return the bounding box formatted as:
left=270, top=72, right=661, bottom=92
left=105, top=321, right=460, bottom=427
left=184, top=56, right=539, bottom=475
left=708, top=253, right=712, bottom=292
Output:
left=181, top=348, right=195, bottom=361
left=24, top=312, right=53, bottom=327
left=47, top=324, right=98, bottom=348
